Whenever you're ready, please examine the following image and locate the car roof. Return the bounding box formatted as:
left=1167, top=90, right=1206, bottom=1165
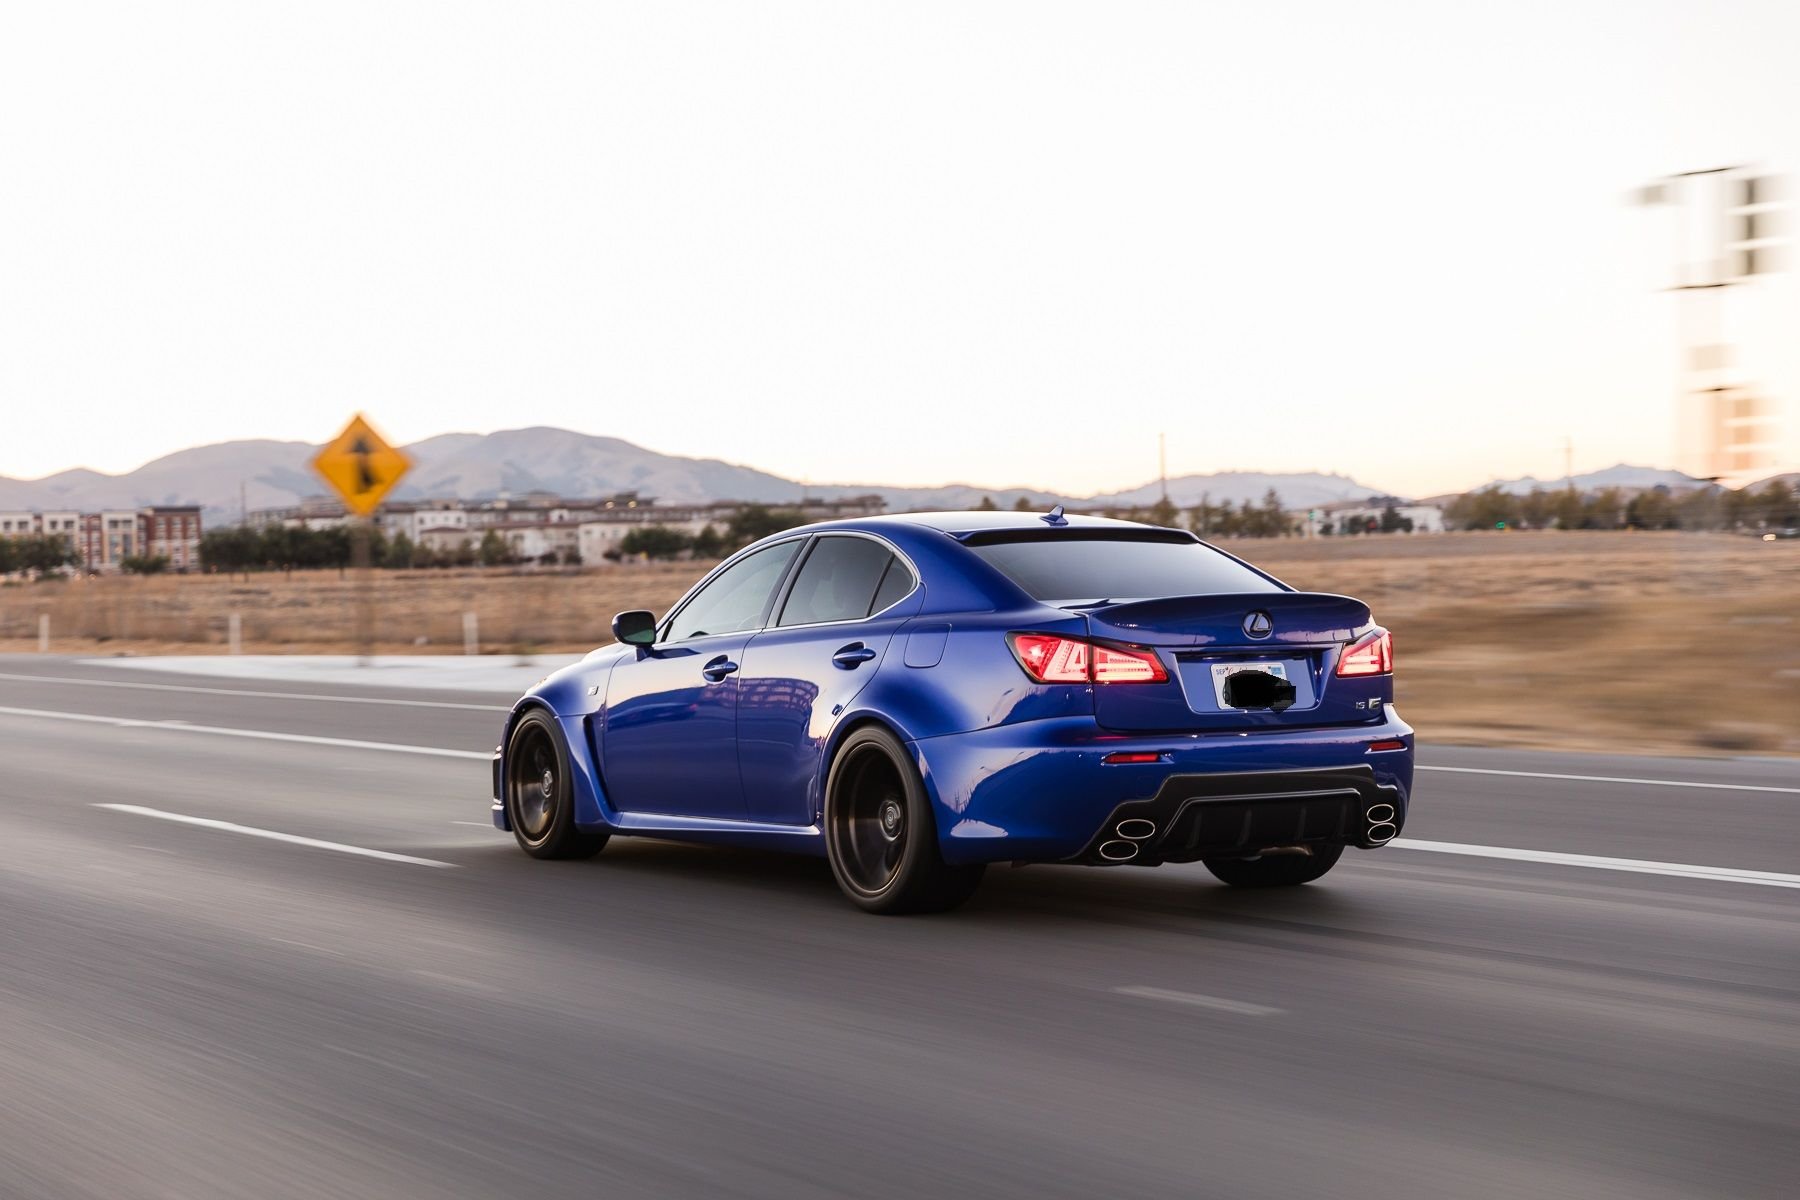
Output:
left=795, top=510, right=1162, bottom=538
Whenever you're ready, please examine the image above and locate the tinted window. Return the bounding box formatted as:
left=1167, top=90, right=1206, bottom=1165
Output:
left=869, top=557, right=916, bottom=614
left=969, top=535, right=1279, bottom=603
left=663, top=540, right=803, bottom=642
left=778, top=536, right=898, bottom=626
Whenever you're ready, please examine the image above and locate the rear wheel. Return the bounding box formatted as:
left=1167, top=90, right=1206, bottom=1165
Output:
left=825, top=726, right=984, bottom=914
left=1202, top=842, right=1343, bottom=888
left=505, top=710, right=608, bottom=860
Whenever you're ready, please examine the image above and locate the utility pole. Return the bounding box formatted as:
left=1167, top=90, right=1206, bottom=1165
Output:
left=1563, top=437, right=1574, bottom=491
left=1635, top=167, right=1784, bottom=482
left=1158, top=433, right=1168, bottom=502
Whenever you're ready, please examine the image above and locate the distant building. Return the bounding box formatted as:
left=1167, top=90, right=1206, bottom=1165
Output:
left=0, top=505, right=203, bottom=571
left=244, top=491, right=887, bottom=563
left=141, top=506, right=203, bottom=570
left=78, top=510, right=141, bottom=570
left=1314, top=498, right=1445, bottom=535
left=384, top=501, right=471, bottom=543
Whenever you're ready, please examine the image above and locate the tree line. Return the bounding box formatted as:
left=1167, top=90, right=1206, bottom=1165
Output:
left=19, top=478, right=1792, bottom=581
left=198, top=525, right=543, bottom=572
left=1442, top=480, right=1797, bottom=533
left=192, top=506, right=805, bottom=571
left=610, top=506, right=808, bottom=561
left=0, top=533, right=82, bottom=576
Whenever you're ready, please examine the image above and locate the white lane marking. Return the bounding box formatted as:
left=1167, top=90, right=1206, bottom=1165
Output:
left=0, top=705, right=488, bottom=760
left=451, top=820, right=493, bottom=827
left=0, top=671, right=505, bottom=712
left=1113, top=986, right=1283, bottom=1017
left=1417, top=764, right=1800, bottom=795
left=96, top=804, right=457, bottom=868
left=269, top=937, right=344, bottom=956
left=1387, top=838, right=1800, bottom=889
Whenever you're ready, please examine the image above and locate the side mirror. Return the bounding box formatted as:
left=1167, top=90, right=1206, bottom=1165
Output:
left=612, top=610, right=658, bottom=646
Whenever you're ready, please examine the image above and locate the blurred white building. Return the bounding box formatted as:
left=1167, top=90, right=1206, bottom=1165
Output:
left=1314, top=498, right=1445, bottom=535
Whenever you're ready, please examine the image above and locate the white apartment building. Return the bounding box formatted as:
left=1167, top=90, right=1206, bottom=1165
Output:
left=1315, top=499, right=1445, bottom=535
left=499, top=522, right=582, bottom=563
left=385, top=503, right=471, bottom=543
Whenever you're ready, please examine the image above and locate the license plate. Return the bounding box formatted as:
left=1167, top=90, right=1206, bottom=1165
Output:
left=1209, top=661, right=1288, bottom=708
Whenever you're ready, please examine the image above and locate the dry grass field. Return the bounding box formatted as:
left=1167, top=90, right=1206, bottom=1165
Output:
left=3, top=531, right=1795, bottom=757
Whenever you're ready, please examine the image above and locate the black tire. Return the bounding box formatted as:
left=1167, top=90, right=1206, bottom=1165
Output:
left=504, top=710, right=608, bottom=860
left=1202, top=842, right=1344, bottom=888
left=824, top=726, right=984, bottom=914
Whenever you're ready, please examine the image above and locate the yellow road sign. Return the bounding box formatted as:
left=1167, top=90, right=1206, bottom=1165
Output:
left=312, top=414, right=412, bottom=517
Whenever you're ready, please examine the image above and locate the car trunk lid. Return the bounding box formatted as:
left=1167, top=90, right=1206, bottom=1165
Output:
left=1080, top=591, right=1386, bottom=732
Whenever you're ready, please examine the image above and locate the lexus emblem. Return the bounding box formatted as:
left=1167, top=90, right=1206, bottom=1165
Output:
left=1243, top=610, right=1273, bottom=639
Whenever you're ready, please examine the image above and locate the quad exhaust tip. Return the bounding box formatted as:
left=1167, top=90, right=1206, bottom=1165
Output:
left=1098, top=839, right=1139, bottom=862
left=1365, top=803, right=1395, bottom=824
left=1115, top=818, right=1157, bottom=841
left=1366, top=821, right=1398, bottom=844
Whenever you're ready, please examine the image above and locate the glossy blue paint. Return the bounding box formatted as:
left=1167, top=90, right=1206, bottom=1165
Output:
left=495, top=511, right=1418, bottom=869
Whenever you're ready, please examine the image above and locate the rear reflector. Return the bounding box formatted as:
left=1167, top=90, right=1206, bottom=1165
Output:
left=1008, top=633, right=1167, bottom=684
left=1366, top=738, right=1407, bottom=752
left=1102, top=751, right=1165, bottom=765
left=1336, top=628, right=1393, bottom=677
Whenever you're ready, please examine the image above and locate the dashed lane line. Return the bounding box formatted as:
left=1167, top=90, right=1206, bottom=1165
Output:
left=96, top=804, right=457, bottom=868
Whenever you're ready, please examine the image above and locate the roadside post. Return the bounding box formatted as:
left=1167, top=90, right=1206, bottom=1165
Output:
left=310, top=414, right=412, bottom=668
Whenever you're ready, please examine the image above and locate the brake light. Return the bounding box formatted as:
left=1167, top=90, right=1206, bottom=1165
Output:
left=1336, top=628, right=1393, bottom=677
left=1009, top=633, right=1089, bottom=682
left=1007, top=633, right=1167, bottom=684
left=1092, top=642, right=1167, bottom=683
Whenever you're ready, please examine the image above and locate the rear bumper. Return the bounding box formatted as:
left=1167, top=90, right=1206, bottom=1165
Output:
left=910, top=713, right=1413, bottom=866
left=1069, top=765, right=1401, bottom=865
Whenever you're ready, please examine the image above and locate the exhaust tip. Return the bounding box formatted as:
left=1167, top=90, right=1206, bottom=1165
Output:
left=1098, top=839, right=1139, bottom=862
left=1365, top=803, right=1395, bottom=824
left=1116, top=818, right=1157, bottom=841
left=1366, top=821, right=1398, bottom=844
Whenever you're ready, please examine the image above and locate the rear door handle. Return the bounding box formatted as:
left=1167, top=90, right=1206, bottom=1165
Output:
left=832, top=643, right=878, bottom=669
left=702, top=655, right=739, bottom=682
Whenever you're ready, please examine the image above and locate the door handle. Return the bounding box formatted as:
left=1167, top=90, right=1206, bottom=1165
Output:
left=702, top=655, right=739, bottom=682
left=832, top=643, right=878, bottom=669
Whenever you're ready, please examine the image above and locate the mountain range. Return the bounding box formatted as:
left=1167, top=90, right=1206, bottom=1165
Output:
left=0, top=427, right=1392, bottom=523
left=0, top=426, right=1732, bottom=525
left=1478, top=463, right=1711, bottom=496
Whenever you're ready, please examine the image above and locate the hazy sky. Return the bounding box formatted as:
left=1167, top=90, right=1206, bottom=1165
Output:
left=4, top=1, right=1797, bottom=497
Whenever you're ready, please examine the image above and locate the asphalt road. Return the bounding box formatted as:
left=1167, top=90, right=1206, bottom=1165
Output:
left=2, top=656, right=1796, bottom=1199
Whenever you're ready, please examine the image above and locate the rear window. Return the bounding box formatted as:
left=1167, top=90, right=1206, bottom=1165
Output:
left=967, top=533, right=1280, bottom=604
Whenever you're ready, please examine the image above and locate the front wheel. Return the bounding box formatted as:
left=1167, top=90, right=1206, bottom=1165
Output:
left=824, top=726, right=984, bottom=914
left=1202, top=842, right=1343, bottom=888
left=505, top=710, right=608, bottom=860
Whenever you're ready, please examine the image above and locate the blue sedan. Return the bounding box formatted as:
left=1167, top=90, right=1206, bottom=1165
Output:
left=493, top=510, right=1413, bottom=913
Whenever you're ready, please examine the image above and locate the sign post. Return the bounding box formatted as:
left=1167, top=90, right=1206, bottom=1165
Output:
left=311, top=414, right=412, bottom=666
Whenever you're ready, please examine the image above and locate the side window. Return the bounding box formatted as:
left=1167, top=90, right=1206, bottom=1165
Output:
left=869, top=557, right=916, bottom=614
left=663, top=540, right=802, bottom=643
left=777, top=537, right=899, bottom=627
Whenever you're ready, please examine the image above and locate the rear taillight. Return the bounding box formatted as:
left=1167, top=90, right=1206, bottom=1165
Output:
left=1336, top=628, right=1393, bottom=677
left=1007, top=633, right=1168, bottom=684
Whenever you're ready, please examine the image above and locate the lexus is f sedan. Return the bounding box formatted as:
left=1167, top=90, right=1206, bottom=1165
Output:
left=492, top=510, right=1413, bottom=913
